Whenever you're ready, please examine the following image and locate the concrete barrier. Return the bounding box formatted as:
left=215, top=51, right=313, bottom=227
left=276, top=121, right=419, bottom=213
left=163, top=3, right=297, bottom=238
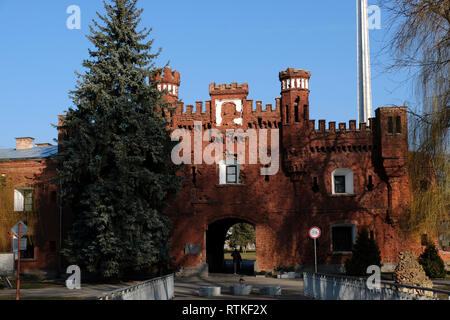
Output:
left=260, top=286, right=281, bottom=296
left=0, top=254, right=14, bottom=275
left=277, top=272, right=300, bottom=279
left=199, top=286, right=221, bottom=297
left=97, top=274, right=174, bottom=300
left=232, top=284, right=253, bottom=296
left=303, top=272, right=447, bottom=300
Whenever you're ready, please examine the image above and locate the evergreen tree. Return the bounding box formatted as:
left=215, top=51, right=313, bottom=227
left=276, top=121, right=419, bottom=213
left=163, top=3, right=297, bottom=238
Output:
left=56, top=0, right=181, bottom=279
left=345, top=229, right=382, bottom=276
left=418, top=243, right=446, bottom=278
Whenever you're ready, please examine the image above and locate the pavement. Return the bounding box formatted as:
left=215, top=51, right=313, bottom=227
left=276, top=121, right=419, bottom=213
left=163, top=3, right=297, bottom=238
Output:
left=174, top=273, right=311, bottom=300
left=0, top=273, right=310, bottom=300
left=0, top=273, right=446, bottom=300
left=0, top=282, right=138, bottom=300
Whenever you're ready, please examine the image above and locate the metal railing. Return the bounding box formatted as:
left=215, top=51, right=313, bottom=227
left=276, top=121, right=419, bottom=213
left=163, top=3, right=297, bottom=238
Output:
left=303, top=272, right=450, bottom=300
left=97, top=274, right=174, bottom=300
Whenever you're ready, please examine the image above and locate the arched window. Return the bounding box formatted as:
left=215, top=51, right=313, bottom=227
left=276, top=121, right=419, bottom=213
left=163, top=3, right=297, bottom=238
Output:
left=331, top=168, right=354, bottom=194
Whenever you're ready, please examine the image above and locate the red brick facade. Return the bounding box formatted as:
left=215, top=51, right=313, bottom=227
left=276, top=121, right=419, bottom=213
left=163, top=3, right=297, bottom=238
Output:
left=0, top=158, right=59, bottom=275
left=158, top=67, right=448, bottom=274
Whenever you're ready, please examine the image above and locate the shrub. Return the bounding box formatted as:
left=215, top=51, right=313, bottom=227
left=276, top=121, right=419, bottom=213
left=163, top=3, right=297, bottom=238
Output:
left=418, top=243, right=446, bottom=278
left=345, top=229, right=382, bottom=276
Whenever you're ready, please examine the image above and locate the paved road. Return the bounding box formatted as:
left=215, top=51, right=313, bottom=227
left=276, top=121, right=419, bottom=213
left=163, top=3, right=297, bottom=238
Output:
left=174, top=273, right=311, bottom=300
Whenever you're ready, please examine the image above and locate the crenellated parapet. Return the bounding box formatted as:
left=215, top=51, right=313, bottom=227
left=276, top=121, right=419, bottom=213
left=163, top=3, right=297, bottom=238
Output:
left=279, top=68, right=311, bottom=92
left=155, top=67, right=409, bottom=183
left=312, top=118, right=375, bottom=135
left=209, top=82, right=249, bottom=97
left=171, top=98, right=282, bottom=130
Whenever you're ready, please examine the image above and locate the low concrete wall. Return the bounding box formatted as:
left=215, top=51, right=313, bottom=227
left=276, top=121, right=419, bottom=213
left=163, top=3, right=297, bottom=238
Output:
left=303, top=272, right=446, bottom=300
left=97, top=274, right=174, bottom=300
left=0, top=253, right=14, bottom=275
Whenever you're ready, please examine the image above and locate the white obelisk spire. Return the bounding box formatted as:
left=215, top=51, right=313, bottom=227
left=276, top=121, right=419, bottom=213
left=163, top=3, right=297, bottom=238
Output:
left=357, top=0, right=373, bottom=124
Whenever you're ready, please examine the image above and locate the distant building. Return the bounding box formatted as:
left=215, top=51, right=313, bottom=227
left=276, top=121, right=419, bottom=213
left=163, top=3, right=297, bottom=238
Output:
left=0, top=138, right=59, bottom=276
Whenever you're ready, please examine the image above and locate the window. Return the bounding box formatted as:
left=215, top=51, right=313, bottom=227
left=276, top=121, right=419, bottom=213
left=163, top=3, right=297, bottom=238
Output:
left=332, top=225, right=355, bottom=252
left=192, top=167, right=197, bottom=185
left=331, top=169, right=354, bottom=194
left=285, top=105, right=290, bottom=123
left=294, top=104, right=299, bottom=122
left=334, top=176, right=346, bottom=193
left=226, top=165, right=237, bottom=183
left=14, top=234, right=34, bottom=259
left=303, top=105, right=308, bottom=120
left=388, top=117, right=393, bottom=134
left=438, top=222, right=449, bottom=251
left=395, top=116, right=401, bottom=133
left=219, top=159, right=240, bottom=185
left=367, top=175, right=374, bottom=191
left=312, top=177, right=319, bottom=193
left=21, top=236, right=34, bottom=259
left=14, top=188, right=33, bottom=212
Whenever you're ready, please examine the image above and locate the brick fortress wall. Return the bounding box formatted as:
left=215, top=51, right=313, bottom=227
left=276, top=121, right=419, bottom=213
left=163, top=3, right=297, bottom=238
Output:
left=156, top=67, right=432, bottom=273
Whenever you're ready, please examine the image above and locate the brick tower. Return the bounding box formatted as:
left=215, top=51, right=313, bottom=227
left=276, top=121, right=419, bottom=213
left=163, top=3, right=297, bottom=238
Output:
left=279, top=67, right=312, bottom=154
left=152, top=67, right=180, bottom=104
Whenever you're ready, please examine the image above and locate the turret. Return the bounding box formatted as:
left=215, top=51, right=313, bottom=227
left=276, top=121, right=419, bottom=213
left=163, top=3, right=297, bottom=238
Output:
left=279, top=68, right=311, bottom=125
left=375, top=107, right=408, bottom=177
left=151, top=67, right=181, bottom=104
left=279, top=68, right=312, bottom=154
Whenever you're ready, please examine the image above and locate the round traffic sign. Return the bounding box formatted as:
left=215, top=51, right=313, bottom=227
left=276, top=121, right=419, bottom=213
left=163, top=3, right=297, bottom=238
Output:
left=308, top=226, right=321, bottom=239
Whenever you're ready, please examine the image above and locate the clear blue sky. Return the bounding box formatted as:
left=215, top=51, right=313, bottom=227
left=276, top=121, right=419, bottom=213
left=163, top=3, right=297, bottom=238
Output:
left=0, top=0, right=414, bottom=148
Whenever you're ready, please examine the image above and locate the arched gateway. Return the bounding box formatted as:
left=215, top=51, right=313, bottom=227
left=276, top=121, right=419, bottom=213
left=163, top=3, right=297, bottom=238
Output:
left=206, top=217, right=255, bottom=274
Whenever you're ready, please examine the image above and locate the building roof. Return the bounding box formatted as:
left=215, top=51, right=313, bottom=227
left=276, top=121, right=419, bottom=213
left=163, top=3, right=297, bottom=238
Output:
left=0, top=145, right=58, bottom=161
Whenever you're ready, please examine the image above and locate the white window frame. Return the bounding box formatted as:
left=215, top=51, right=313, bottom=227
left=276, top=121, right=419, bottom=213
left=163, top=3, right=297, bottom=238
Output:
left=331, top=168, right=354, bottom=195
left=219, top=159, right=240, bottom=185
left=14, top=188, right=33, bottom=212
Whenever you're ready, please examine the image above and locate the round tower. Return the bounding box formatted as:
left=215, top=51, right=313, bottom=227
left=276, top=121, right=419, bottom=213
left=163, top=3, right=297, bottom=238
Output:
left=151, top=67, right=181, bottom=104
left=279, top=68, right=311, bottom=125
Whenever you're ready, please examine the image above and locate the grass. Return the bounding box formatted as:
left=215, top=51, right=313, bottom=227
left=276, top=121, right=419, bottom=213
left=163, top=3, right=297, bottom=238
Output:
left=224, top=249, right=256, bottom=261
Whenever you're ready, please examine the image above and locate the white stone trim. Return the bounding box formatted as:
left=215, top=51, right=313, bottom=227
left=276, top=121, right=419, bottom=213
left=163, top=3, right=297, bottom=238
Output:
left=331, top=168, right=354, bottom=195
left=215, top=99, right=243, bottom=126
left=218, top=159, right=240, bottom=185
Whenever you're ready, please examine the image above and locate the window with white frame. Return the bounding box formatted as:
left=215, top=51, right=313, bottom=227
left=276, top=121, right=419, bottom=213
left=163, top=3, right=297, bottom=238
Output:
left=14, top=188, right=33, bottom=212
left=219, top=160, right=240, bottom=184
left=331, top=168, right=354, bottom=194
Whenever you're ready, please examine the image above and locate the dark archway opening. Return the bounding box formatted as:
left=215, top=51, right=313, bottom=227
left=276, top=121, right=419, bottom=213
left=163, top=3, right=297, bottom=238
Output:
left=206, top=218, right=255, bottom=274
